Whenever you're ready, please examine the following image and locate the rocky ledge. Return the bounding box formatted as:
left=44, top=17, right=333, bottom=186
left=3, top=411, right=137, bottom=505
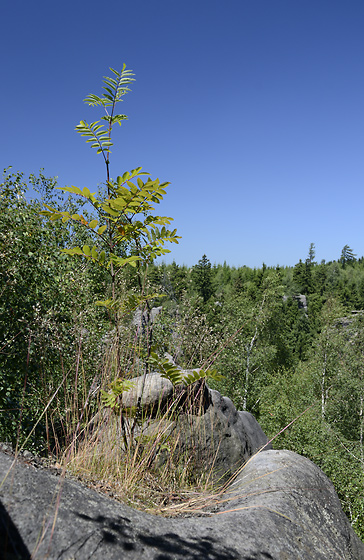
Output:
left=1, top=377, right=363, bottom=559
left=1, top=443, right=364, bottom=558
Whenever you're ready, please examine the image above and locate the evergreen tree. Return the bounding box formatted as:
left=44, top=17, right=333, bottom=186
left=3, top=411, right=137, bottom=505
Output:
left=307, top=242, right=316, bottom=265
left=340, top=245, right=357, bottom=266
left=168, top=261, right=189, bottom=299
left=192, top=254, right=213, bottom=303
left=293, top=259, right=312, bottom=294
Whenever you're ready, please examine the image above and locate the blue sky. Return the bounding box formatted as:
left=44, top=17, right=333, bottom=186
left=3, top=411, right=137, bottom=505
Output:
left=2, top=0, right=364, bottom=268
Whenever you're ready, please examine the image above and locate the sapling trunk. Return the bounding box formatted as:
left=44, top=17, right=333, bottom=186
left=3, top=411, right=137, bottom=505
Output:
left=321, top=349, right=328, bottom=418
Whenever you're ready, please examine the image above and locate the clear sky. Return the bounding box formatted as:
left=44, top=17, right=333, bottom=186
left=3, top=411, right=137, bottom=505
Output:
left=2, top=0, right=364, bottom=268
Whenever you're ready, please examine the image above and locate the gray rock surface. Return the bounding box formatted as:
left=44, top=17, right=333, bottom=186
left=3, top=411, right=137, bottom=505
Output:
left=133, top=306, right=162, bottom=330
left=159, top=389, right=272, bottom=479
left=114, top=376, right=271, bottom=479
left=120, top=359, right=211, bottom=414
left=121, top=372, right=174, bottom=411
left=1, top=447, right=363, bottom=559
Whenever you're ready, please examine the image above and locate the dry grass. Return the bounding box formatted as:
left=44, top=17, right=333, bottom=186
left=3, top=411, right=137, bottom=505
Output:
left=55, top=366, right=222, bottom=516
left=9, top=327, right=310, bottom=519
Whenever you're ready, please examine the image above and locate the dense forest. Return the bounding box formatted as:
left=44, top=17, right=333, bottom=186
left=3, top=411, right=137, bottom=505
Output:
left=2, top=167, right=364, bottom=538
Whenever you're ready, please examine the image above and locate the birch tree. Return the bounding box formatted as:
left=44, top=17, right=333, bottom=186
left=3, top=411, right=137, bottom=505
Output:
left=218, top=272, right=283, bottom=412
left=311, top=298, right=346, bottom=419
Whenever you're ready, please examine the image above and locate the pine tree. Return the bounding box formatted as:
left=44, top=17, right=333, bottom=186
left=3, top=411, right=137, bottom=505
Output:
left=192, top=254, right=213, bottom=303
left=307, top=242, right=316, bottom=265
left=340, top=245, right=357, bottom=266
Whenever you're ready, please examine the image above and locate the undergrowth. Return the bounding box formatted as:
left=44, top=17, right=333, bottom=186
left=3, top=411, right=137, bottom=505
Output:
left=37, top=330, right=224, bottom=517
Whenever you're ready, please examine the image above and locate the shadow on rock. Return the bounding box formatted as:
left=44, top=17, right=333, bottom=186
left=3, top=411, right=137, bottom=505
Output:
left=0, top=498, right=31, bottom=559
left=69, top=512, right=240, bottom=560
left=139, top=532, right=239, bottom=560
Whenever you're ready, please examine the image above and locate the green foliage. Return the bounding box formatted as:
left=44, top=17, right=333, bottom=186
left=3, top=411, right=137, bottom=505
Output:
left=292, top=259, right=312, bottom=294
left=340, top=244, right=357, bottom=266
left=75, top=64, right=134, bottom=161
left=151, top=293, right=220, bottom=369
left=40, top=170, right=180, bottom=277
left=0, top=168, right=109, bottom=450
left=192, top=254, right=213, bottom=303
left=307, top=242, right=316, bottom=265
left=149, top=352, right=223, bottom=386
left=215, top=272, right=285, bottom=412
left=40, top=65, right=180, bottom=314
left=1, top=64, right=182, bottom=452
left=259, top=300, right=364, bottom=540
left=100, top=378, right=136, bottom=413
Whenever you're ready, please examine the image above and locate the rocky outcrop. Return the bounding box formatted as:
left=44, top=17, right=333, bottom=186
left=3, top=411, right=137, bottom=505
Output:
left=121, top=371, right=175, bottom=412
left=1, top=371, right=363, bottom=558
left=1, top=447, right=363, bottom=559
left=119, top=373, right=271, bottom=479
left=157, top=389, right=271, bottom=479
left=133, top=306, right=162, bottom=331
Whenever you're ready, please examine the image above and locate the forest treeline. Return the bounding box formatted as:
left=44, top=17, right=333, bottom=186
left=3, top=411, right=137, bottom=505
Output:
left=2, top=170, right=364, bottom=538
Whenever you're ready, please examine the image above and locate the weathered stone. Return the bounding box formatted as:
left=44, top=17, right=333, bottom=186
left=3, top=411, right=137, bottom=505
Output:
left=158, top=390, right=272, bottom=480
left=210, top=391, right=271, bottom=455
left=133, top=306, right=162, bottom=329
left=121, top=372, right=174, bottom=412
left=8, top=369, right=357, bottom=559
left=1, top=447, right=363, bottom=559
left=121, top=367, right=211, bottom=416
left=121, top=378, right=270, bottom=480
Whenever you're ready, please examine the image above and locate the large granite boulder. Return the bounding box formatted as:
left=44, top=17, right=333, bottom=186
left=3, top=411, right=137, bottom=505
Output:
left=2, top=370, right=361, bottom=559
left=1, top=447, right=363, bottom=559
left=115, top=370, right=271, bottom=480
left=121, top=372, right=175, bottom=412
left=140, top=387, right=271, bottom=480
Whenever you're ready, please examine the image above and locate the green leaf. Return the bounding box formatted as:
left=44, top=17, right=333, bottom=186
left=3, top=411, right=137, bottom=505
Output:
left=95, top=298, right=113, bottom=308
left=84, top=94, right=104, bottom=106
left=61, top=247, right=84, bottom=256
left=183, top=370, right=206, bottom=385
left=118, top=173, right=129, bottom=184
left=205, top=369, right=225, bottom=382
left=98, top=225, right=107, bottom=235
left=42, top=204, right=57, bottom=212
left=57, top=186, right=83, bottom=195
left=109, top=198, right=128, bottom=211
left=101, top=205, right=119, bottom=217
left=109, top=254, right=141, bottom=268
left=89, top=219, right=99, bottom=229
left=101, top=390, right=118, bottom=411
left=83, top=245, right=91, bottom=256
